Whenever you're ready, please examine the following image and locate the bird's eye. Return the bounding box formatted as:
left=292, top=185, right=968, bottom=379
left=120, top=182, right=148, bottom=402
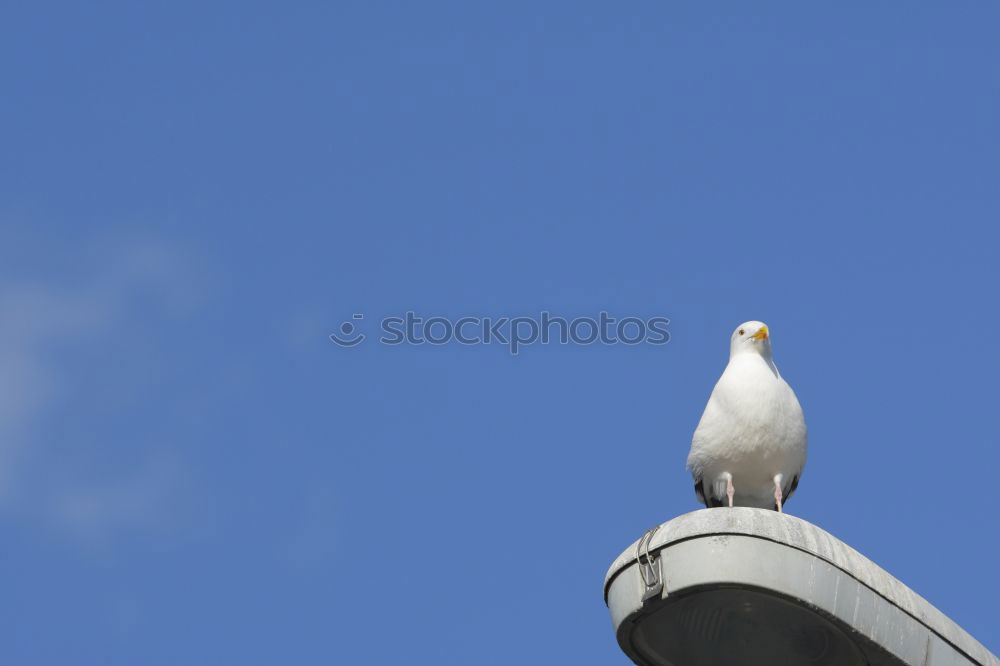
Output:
left=738, top=329, right=745, bottom=336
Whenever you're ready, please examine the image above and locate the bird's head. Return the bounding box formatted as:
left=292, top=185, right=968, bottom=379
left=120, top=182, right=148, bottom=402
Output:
left=730, top=320, right=772, bottom=358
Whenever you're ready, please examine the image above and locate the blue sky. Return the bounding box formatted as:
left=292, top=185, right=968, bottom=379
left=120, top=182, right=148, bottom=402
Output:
left=3, top=2, right=999, bottom=664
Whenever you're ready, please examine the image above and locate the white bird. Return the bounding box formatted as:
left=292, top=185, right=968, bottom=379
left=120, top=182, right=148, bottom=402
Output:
left=687, top=321, right=807, bottom=512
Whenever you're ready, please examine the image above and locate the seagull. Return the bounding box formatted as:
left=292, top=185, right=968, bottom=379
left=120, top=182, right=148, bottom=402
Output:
left=687, top=321, right=807, bottom=512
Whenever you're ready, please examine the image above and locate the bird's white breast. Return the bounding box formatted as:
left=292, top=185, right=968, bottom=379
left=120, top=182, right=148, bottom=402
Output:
left=688, top=354, right=807, bottom=504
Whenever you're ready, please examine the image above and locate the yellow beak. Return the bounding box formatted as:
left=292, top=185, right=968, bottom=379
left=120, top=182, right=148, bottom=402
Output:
left=751, top=325, right=769, bottom=340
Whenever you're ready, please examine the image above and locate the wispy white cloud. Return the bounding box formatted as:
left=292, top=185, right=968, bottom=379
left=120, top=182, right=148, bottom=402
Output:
left=0, top=283, right=113, bottom=494
left=0, top=234, right=206, bottom=543
left=52, top=454, right=186, bottom=544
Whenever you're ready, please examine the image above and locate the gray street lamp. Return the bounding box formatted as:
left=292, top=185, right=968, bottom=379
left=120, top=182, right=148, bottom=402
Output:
left=604, top=508, right=998, bottom=666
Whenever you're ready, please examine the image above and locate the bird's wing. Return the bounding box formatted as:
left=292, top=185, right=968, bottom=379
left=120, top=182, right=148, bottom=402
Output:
left=687, top=381, right=735, bottom=467
left=688, top=383, right=734, bottom=507
left=784, top=474, right=800, bottom=500
left=693, top=476, right=724, bottom=508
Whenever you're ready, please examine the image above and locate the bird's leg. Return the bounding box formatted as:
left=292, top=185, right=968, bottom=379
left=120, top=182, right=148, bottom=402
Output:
left=773, top=474, right=784, bottom=513
left=725, top=474, right=735, bottom=508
